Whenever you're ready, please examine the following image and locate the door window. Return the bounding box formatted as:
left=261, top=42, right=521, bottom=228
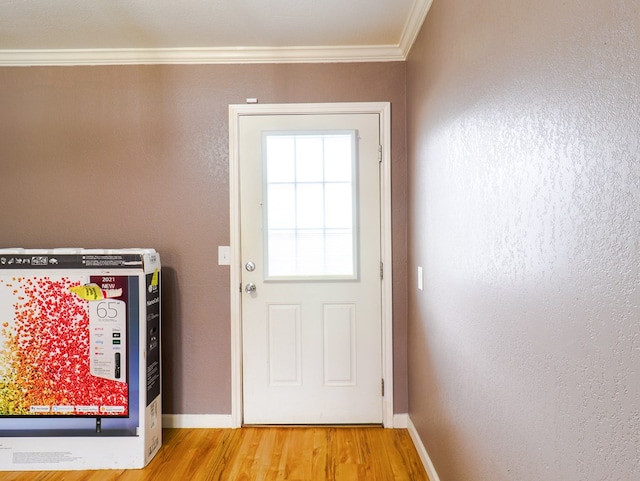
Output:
left=263, top=130, right=358, bottom=280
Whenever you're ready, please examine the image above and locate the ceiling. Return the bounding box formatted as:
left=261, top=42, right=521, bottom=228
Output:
left=0, top=0, right=433, bottom=66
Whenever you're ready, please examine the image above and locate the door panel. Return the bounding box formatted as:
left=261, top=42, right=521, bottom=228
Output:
left=267, top=304, right=301, bottom=385
left=240, top=112, right=382, bottom=425
left=323, top=304, right=356, bottom=386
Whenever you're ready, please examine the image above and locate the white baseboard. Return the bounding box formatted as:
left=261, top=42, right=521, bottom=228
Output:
left=407, top=416, right=441, bottom=481
left=392, top=413, right=409, bottom=428
left=162, top=414, right=236, bottom=429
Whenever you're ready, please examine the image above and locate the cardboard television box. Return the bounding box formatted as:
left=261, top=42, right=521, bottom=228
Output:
left=0, top=248, right=161, bottom=470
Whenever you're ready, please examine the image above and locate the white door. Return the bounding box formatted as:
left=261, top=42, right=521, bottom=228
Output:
left=239, top=111, right=383, bottom=425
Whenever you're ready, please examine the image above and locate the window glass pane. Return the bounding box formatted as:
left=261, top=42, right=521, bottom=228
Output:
left=324, top=183, right=352, bottom=229
left=268, top=184, right=296, bottom=229
left=266, top=136, right=295, bottom=183
left=264, top=130, right=357, bottom=279
left=295, top=137, right=324, bottom=182
left=325, top=229, right=354, bottom=275
left=268, top=230, right=296, bottom=276
left=324, top=136, right=353, bottom=182
left=296, top=183, right=324, bottom=229
left=296, top=230, right=325, bottom=275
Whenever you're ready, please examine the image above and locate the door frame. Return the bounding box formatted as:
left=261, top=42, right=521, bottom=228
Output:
left=228, top=102, right=394, bottom=427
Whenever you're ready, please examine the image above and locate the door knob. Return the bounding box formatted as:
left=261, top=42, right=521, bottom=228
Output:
left=245, top=283, right=257, bottom=294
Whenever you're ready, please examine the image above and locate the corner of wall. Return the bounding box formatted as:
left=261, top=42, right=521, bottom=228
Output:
left=407, top=415, right=441, bottom=481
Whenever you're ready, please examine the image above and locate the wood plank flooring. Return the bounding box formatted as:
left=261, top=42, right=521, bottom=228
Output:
left=2, top=427, right=429, bottom=481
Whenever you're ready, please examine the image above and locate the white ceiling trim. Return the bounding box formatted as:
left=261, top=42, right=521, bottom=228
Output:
left=0, top=1, right=433, bottom=67
left=399, top=0, right=434, bottom=57
left=0, top=44, right=406, bottom=67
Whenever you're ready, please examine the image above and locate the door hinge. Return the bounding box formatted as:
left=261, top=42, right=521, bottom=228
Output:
left=380, top=261, right=384, bottom=280
left=381, top=378, right=385, bottom=397
left=378, top=145, right=382, bottom=163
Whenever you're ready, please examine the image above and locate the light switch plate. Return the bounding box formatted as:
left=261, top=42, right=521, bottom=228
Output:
left=417, top=266, right=423, bottom=291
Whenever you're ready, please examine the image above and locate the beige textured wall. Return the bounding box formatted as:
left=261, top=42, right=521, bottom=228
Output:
left=407, top=0, right=639, bottom=480
left=0, top=62, right=408, bottom=415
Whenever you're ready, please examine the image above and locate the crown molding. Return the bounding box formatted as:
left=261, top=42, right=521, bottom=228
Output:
left=399, top=0, right=435, bottom=57
left=0, top=1, right=432, bottom=67
left=0, top=44, right=406, bottom=67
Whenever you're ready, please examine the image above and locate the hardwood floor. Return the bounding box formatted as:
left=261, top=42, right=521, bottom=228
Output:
left=2, top=427, right=429, bottom=481
left=0, top=427, right=428, bottom=481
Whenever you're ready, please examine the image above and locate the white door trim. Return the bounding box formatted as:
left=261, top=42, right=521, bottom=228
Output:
left=228, top=102, right=394, bottom=427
